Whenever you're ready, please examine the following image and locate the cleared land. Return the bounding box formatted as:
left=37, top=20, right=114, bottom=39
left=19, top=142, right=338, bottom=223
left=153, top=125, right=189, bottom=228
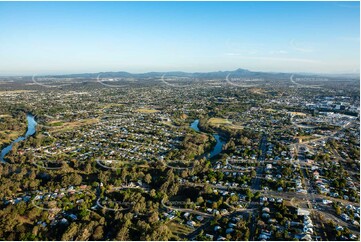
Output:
left=47, top=121, right=64, bottom=126
left=102, top=103, right=124, bottom=109
left=0, top=90, right=36, bottom=95
left=207, top=118, right=232, bottom=125
left=161, top=121, right=174, bottom=127
left=166, top=220, right=194, bottom=239
left=207, top=117, right=244, bottom=130
left=228, top=124, right=244, bottom=130
left=249, top=88, right=266, bottom=94
left=46, top=118, right=99, bottom=133
left=265, top=108, right=277, bottom=112
left=290, top=112, right=307, bottom=116
left=135, top=108, right=160, bottom=113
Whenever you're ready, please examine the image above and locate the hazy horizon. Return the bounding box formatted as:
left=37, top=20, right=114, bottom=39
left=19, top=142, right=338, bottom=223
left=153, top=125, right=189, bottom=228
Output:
left=1, top=67, right=360, bottom=78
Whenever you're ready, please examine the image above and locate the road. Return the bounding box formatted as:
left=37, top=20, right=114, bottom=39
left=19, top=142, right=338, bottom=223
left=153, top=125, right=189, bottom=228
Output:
left=161, top=197, right=255, bottom=240
left=187, top=210, right=252, bottom=240
left=315, top=209, right=360, bottom=235
left=290, top=114, right=316, bottom=129
left=161, top=198, right=213, bottom=218
left=258, top=134, right=267, bottom=161
left=109, top=185, right=148, bottom=193
left=96, top=198, right=131, bottom=212
left=186, top=218, right=212, bottom=240
left=251, top=166, right=263, bottom=191
left=183, top=181, right=359, bottom=206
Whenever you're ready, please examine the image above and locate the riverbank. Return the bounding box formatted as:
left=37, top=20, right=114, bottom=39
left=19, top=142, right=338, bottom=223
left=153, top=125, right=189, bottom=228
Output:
left=189, top=119, right=227, bottom=160
left=0, top=113, right=37, bottom=162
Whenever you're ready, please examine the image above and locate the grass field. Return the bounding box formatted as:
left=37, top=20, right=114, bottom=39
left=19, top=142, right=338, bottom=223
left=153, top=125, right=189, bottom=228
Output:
left=135, top=108, right=160, bottom=113
left=295, top=135, right=318, bottom=143
left=0, top=90, right=36, bottom=95
left=161, top=121, right=174, bottom=127
left=208, top=117, right=232, bottom=125
left=207, top=118, right=244, bottom=130
left=228, top=124, right=244, bottom=130
left=249, top=88, right=266, bottom=94
left=47, top=121, right=64, bottom=126
left=47, top=118, right=99, bottom=133
left=290, top=112, right=307, bottom=116
left=265, top=108, right=277, bottom=112
left=102, top=103, right=124, bottom=109
left=166, top=221, right=194, bottom=238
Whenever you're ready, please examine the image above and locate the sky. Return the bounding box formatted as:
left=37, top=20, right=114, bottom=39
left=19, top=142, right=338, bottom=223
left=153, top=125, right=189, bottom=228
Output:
left=0, top=1, right=359, bottom=75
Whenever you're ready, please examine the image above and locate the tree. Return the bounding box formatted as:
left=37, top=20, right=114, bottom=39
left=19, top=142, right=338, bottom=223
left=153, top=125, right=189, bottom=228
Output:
left=275, top=212, right=283, bottom=220
left=244, top=228, right=250, bottom=240
left=85, top=162, right=92, bottom=173
left=150, top=189, right=156, bottom=198
left=15, top=201, right=27, bottom=216
left=61, top=223, right=79, bottom=241
left=144, top=174, right=152, bottom=184
left=203, top=184, right=213, bottom=194
left=116, top=226, right=129, bottom=241
left=62, top=173, right=82, bottom=186
left=335, top=206, right=342, bottom=216
left=92, top=226, right=104, bottom=240
left=146, top=224, right=172, bottom=240
left=148, top=211, right=159, bottom=224
left=79, top=208, right=90, bottom=220
left=169, top=183, right=179, bottom=196
left=251, top=169, right=257, bottom=177
left=212, top=202, right=218, bottom=209
left=245, top=189, right=254, bottom=201
left=121, top=169, right=128, bottom=182
left=181, top=170, right=188, bottom=178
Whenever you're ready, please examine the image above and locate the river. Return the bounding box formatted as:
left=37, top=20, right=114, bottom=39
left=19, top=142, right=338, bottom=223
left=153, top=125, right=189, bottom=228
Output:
left=0, top=114, right=37, bottom=162
left=190, top=119, right=226, bottom=159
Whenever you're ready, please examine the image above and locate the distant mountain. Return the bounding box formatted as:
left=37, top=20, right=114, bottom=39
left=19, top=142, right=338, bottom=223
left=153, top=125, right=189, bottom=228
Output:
left=46, top=68, right=286, bottom=79
left=28, top=68, right=359, bottom=80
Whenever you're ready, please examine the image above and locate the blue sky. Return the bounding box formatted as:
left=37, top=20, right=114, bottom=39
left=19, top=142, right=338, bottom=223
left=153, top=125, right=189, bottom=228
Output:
left=0, top=1, right=359, bottom=75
